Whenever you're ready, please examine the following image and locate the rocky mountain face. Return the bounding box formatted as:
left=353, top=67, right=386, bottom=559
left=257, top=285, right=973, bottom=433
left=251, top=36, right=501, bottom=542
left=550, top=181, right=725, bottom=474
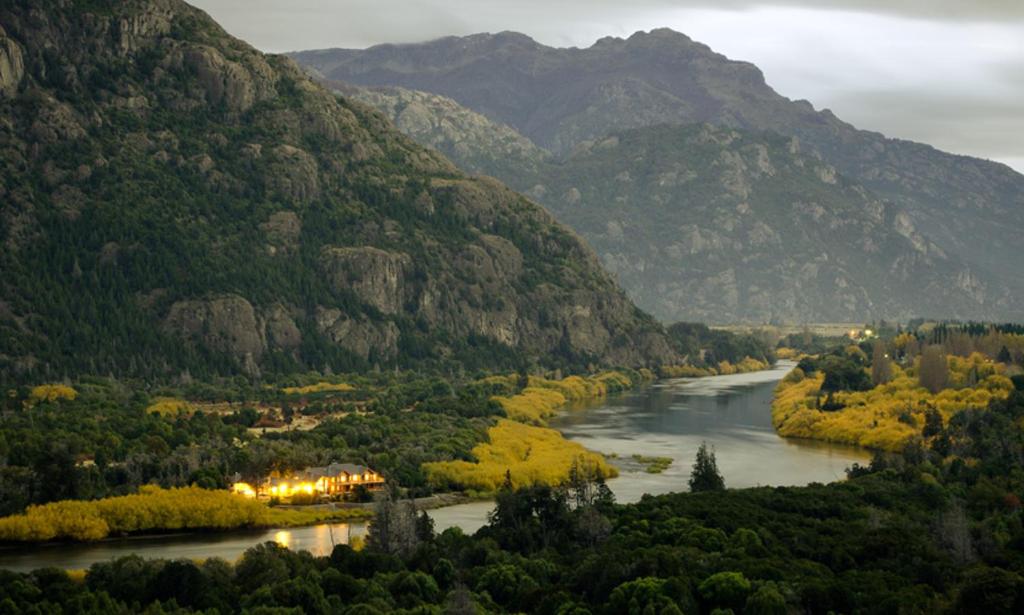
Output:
left=293, top=29, right=1024, bottom=323
left=0, top=1, right=676, bottom=383
left=533, top=124, right=993, bottom=323
left=329, top=81, right=549, bottom=189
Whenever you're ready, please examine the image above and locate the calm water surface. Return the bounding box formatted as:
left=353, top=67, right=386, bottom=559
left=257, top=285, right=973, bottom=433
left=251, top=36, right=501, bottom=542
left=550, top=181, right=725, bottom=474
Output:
left=0, top=362, right=868, bottom=572
left=550, top=361, right=869, bottom=503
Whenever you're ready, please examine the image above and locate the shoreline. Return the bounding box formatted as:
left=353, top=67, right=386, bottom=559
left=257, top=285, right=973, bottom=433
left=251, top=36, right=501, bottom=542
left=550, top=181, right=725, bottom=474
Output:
left=0, top=492, right=488, bottom=549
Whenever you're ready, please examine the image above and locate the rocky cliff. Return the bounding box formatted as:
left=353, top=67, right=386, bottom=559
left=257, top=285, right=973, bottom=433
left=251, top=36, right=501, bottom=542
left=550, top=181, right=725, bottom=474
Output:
left=293, top=29, right=1024, bottom=323
left=0, top=1, right=676, bottom=382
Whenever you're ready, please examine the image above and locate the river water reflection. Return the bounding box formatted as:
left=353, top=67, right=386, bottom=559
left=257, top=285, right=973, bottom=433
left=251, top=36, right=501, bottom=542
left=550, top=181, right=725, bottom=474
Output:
left=0, top=362, right=869, bottom=572
left=550, top=361, right=869, bottom=503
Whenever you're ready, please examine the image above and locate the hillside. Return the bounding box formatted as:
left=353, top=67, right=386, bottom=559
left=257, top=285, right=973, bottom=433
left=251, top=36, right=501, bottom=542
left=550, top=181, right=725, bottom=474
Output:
left=0, top=1, right=676, bottom=383
left=292, top=29, right=1024, bottom=323
left=533, top=125, right=988, bottom=323
left=329, top=81, right=549, bottom=189
left=305, top=83, right=1005, bottom=323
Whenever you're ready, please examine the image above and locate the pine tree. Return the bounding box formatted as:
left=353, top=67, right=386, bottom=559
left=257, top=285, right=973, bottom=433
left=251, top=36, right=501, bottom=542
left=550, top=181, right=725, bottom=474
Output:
left=689, top=441, right=725, bottom=492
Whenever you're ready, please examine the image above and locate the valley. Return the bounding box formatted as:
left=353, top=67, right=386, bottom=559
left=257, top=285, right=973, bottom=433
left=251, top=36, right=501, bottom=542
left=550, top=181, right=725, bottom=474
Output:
left=1, top=1, right=1023, bottom=613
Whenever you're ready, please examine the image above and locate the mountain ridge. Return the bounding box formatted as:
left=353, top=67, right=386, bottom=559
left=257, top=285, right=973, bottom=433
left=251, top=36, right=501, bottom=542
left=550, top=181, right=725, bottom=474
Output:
left=292, top=28, right=1024, bottom=323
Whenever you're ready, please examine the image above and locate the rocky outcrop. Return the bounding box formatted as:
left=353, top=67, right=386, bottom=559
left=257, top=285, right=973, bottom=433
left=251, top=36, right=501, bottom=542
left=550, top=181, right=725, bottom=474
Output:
left=0, top=26, right=24, bottom=98
left=315, top=307, right=399, bottom=360
left=164, top=295, right=266, bottom=370
left=330, top=83, right=549, bottom=185
left=264, top=304, right=302, bottom=351
left=264, top=145, right=320, bottom=203
left=260, top=210, right=302, bottom=255
left=320, top=247, right=411, bottom=315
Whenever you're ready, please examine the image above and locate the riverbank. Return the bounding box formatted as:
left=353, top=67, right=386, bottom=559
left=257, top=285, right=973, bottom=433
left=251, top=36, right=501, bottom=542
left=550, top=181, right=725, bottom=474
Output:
left=275, top=491, right=478, bottom=512
left=658, top=357, right=773, bottom=379
left=420, top=371, right=641, bottom=491
left=1, top=364, right=874, bottom=572
left=0, top=486, right=372, bottom=544
left=771, top=353, right=1013, bottom=451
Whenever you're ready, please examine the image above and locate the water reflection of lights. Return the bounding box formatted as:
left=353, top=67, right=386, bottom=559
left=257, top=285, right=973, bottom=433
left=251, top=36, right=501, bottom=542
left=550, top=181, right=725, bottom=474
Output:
left=273, top=530, right=291, bottom=549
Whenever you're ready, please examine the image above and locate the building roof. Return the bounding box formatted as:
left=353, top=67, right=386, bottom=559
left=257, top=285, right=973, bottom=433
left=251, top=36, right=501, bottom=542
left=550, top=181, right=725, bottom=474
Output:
left=262, top=463, right=382, bottom=486
left=299, top=463, right=377, bottom=480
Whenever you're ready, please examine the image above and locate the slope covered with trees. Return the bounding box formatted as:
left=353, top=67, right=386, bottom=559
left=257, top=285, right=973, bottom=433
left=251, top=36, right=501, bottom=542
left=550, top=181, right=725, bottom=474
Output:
left=0, top=0, right=677, bottom=384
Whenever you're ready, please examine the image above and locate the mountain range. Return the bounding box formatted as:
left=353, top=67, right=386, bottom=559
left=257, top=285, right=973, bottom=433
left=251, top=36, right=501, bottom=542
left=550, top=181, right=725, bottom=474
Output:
left=292, top=29, right=1024, bottom=323
left=0, top=1, right=677, bottom=383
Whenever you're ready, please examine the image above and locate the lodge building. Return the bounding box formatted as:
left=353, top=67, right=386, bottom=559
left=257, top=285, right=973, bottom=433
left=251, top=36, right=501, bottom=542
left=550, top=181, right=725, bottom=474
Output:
left=231, top=463, right=385, bottom=499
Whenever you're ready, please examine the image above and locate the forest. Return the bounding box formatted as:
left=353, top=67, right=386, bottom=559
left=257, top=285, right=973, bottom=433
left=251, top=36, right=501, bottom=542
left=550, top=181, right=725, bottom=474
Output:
left=772, top=325, right=1023, bottom=451
left=3, top=375, right=1024, bottom=613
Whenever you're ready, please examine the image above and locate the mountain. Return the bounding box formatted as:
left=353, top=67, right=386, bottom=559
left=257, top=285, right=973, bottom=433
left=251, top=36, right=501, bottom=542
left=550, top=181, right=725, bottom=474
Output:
left=292, top=30, right=1024, bottom=323
left=0, top=1, right=677, bottom=383
left=329, top=81, right=549, bottom=189
left=533, top=124, right=988, bottom=323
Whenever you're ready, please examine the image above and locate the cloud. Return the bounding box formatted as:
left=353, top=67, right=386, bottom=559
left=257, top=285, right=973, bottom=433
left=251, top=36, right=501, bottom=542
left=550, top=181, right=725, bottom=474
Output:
left=821, top=90, right=1024, bottom=166
left=187, top=1, right=1024, bottom=172
left=632, top=1, right=1024, bottom=22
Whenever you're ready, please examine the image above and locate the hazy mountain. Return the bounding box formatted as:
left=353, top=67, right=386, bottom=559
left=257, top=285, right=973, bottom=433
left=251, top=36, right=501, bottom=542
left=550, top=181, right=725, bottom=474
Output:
left=292, top=29, right=1024, bottom=323
left=328, top=81, right=549, bottom=189
left=0, top=1, right=676, bottom=383
left=532, top=124, right=991, bottom=323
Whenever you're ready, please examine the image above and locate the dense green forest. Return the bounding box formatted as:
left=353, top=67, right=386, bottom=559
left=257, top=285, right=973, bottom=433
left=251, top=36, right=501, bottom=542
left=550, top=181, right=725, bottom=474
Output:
left=665, top=323, right=776, bottom=368
left=0, top=373, right=506, bottom=517
left=3, top=379, right=1024, bottom=613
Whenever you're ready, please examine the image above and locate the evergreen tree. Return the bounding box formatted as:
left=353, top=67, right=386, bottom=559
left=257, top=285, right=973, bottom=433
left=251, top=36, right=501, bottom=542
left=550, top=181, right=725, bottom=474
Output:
left=689, top=441, right=725, bottom=492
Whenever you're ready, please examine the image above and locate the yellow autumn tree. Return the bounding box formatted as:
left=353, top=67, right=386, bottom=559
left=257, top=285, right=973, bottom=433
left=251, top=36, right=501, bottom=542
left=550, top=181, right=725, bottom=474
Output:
left=27, top=384, right=78, bottom=405
left=772, top=356, right=1012, bottom=452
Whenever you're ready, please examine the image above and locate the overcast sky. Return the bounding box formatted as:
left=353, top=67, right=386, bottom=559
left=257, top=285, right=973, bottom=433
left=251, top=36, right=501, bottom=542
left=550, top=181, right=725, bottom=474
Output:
left=190, top=1, right=1024, bottom=173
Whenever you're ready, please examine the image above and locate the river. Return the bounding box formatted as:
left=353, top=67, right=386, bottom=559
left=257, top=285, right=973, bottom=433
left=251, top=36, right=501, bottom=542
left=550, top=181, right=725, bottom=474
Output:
left=0, top=362, right=868, bottom=572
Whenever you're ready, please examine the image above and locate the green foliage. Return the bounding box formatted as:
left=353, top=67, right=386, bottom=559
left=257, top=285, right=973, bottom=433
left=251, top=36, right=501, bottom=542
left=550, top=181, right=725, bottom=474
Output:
left=665, top=323, right=776, bottom=369
left=689, top=441, right=725, bottom=492
left=819, top=356, right=872, bottom=393
left=699, top=572, right=751, bottom=612
left=5, top=385, right=1024, bottom=614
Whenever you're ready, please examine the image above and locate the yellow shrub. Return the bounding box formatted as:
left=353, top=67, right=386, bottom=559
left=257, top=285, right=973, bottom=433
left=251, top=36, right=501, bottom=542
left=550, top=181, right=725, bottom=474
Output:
left=495, top=387, right=567, bottom=424
left=776, top=347, right=799, bottom=360
left=28, top=384, right=77, bottom=404
left=281, top=382, right=354, bottom=395
left=423, top=419, right=618, bottom=491
left=659, top=357, right=768, bottom=379
left=492, top=371, right=636, bottom=424
left=660, top=365, right=717, bottom=378
left=146, top=398, right=192, bottom=417
left=772, top=355, right=1011, bottom=452
left=0, top=486, right=275, bottom=542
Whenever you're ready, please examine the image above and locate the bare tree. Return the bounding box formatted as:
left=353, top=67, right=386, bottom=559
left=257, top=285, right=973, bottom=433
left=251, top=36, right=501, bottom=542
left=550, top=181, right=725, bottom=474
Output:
left=871, top=341, right=893, bottom=386
left=934, top=500, right=976, bottom=565
left=919, top=345, right=949, bottom=394
left=367, top=484, right=420, bottom=557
